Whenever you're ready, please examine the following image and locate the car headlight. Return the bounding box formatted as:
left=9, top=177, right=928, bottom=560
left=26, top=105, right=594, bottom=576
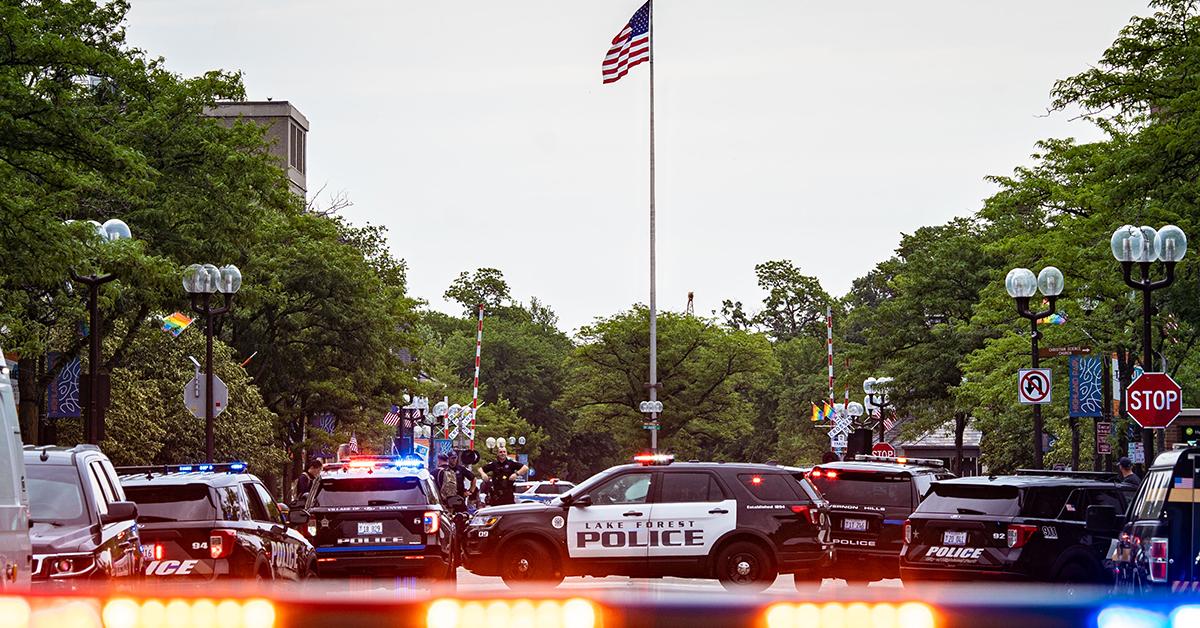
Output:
left=469, top=515, right=501, bottom=528
left=49, top=554, right=96, bottom=578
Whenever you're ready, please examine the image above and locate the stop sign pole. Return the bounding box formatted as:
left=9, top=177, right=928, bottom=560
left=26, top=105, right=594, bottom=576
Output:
left=1126, top=372, right=1183, bottom=430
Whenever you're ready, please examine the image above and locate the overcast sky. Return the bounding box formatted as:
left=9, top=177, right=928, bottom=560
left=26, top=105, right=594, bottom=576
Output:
left=126, top=1, right=1148, bottom=332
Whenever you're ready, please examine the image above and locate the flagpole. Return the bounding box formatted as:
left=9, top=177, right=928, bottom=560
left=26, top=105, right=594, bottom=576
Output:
left=648, top=0, right=659, bottom=454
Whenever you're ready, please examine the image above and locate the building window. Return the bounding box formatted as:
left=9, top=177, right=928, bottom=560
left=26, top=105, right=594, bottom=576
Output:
left=289, top=122, right=305, bottom=173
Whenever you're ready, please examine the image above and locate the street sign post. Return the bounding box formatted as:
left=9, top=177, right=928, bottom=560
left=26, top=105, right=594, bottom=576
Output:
left=1126, top=372, right=1183, bottom=429
left=1018, top=368, right=1052, bottom=405
left=871, top=442, right=896, bottom=458
left=184, top=374, right=228, bottom=419
left=1096, top=421, right=1112, bottom=455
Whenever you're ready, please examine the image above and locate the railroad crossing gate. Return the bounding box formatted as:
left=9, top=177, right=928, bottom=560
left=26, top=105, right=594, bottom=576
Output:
left=1018, top=368, right=1052, bottom=405
left=1126, top=372, right=1183, bottom=429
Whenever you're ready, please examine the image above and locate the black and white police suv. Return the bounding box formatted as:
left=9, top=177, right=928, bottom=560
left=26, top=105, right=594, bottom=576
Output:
left=463, top=454, right=832, bottom=591
left=900, top=470, right=1135, bottom=584
left=288, top=456, right=457, bottom=582
left=807, top=455, right=953, bottom=584
left=1107, top=445, right=1200, bottom=592
left=118, top=462, right=314, bottom=581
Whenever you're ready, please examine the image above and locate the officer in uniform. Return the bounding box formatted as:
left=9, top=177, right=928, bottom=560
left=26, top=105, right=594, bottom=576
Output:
left=477, top=444, right=528, bottom=506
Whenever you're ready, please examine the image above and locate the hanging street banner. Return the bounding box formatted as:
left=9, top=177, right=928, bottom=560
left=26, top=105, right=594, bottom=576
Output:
left=46, top=353, right=82, bottom=418
left=1069, top=356, right=1103, bottom=417
left=432, top=438, right=453, bottom=459
left=1018, top=368, right=1052, bottom=405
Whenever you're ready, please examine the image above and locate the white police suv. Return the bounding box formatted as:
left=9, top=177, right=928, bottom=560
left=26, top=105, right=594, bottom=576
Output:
left=463, top=455, right=832, bottom=591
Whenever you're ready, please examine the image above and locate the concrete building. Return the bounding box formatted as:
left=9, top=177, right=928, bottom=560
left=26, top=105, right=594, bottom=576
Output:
left=204, top=100, right=308, bottom=197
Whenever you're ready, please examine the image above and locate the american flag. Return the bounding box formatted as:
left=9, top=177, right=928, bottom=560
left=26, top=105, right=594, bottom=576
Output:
left=383, top=405, right=402, bottom=427
left=602, top=2, right=650, bottom=84
left=349, top=432, right=359, bottom=453
left=882, top=412, right=896, bottom=433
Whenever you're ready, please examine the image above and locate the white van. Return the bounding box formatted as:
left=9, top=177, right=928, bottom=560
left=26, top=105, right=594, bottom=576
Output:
left=0, top=350, right=31, bottom=590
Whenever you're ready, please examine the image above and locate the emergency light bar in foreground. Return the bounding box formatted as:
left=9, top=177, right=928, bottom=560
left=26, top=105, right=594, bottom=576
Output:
left=633, top=454, right=674, bottom=466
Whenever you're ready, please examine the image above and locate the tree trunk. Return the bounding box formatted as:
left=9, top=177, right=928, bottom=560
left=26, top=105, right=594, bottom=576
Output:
left=16, top=357, right=39, bottom=445
left=954, top=412, right=966, bottom=476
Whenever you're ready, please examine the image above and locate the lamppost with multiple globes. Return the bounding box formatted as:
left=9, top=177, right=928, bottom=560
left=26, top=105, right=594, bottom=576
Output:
left=863, top=377, right=894, bottom=443
left=69, top=219, right=133, bottom=445
left=182, top=263, right=243, bottom=463
left=1005, top=265, right=1064, bottom=469
left=1110, top=223, right=1187, bottom=464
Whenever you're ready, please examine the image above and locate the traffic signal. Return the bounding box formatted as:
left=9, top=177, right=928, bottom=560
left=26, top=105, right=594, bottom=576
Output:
left=847, top=429, right=874, bottom=458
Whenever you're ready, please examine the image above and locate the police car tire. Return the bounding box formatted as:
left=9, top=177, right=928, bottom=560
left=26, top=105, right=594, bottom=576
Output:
left=715, top=541, right=775, bottom=591
left=500, top=539, right=562, bottom=589
left=1055, top=560, right=1097, bottom=584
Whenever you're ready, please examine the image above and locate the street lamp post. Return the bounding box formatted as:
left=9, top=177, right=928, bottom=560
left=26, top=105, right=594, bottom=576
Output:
left=69, top=219, right=133, bottom=444
left=863, top=377, right=894, bottom=443
left=183, top=263, right=242, bottom=463
left=1005, top=266, right=1065, bottom=469
left=1110, top=224, right=1187, bottom=465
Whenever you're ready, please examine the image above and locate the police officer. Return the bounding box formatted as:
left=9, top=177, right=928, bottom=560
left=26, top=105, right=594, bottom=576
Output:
left=477, top=444, right=528, bottom=506
left=294, top=457, right=322, bottom=504
left=1119, top=457, right=1142, bottom=488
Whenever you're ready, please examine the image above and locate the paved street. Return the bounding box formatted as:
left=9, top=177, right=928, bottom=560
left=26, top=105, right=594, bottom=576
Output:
left=453, top=569, right=901, bottom=594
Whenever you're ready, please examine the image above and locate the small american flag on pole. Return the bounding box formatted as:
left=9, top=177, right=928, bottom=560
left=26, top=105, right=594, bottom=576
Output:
left=602, top=2, right=650, bottom=84
left=348, top=432, right=359, bottom=453
left=383, top=405, right=402, bottom=427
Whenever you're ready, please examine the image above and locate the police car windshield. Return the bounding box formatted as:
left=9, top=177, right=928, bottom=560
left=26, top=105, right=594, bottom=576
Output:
left=811, top=471, right=912, bottom=508
left=26, top=465, right=89, bottom=526
left=124, top=484, right=216, bottom=522
left=920, top=483, right=1020, bottom=516
left=312, top=476, right=428, bottom=508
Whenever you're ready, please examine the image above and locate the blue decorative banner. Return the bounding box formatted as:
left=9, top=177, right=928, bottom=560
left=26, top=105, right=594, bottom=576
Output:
left=1069, top=355, right=1103, bottom=417
left=46, top=353, right=82, bottom=419
left=432, top=438, right=454, bottom=459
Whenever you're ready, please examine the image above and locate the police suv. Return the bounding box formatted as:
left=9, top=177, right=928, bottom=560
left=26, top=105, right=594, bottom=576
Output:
left=463, top=455, right=832, bottom=591
left=1107, top=445, right=1200, bottom=592
left=119, top=462, right=314, bottom=581
left=807, top=455, right=952, bottom=584
left=288, top=456, right=457, bottom=582
left=900, top=470, right=1134, bottom=584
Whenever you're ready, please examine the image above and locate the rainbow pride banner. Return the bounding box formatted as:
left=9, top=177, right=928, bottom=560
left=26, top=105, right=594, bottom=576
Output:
left=161, top=312, right=194, bottom=337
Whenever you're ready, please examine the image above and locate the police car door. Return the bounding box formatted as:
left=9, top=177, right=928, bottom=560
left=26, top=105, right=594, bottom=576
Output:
left=248, top=482, right=304, bottom=580
left=567, top=471, right=653, bottom=560
left=647, top=471, right=736, bottom=558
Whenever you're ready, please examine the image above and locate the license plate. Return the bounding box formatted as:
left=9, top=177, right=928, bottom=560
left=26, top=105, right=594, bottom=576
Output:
left=357, top=522, right=383, bottom=535
left=139, top=545, right=154, bottom=561
left=842, top=518, right=868, bottom=532
left=943, top=531, right=968, bottom=546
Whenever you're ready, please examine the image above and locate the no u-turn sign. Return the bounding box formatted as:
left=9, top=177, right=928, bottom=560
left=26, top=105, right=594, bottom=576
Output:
left=1018, top=369, right=1052, bottom=405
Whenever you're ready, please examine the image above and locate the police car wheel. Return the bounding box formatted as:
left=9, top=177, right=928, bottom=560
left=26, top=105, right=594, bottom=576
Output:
left=1055, top=561, right=1096, bottom=584
left=715, top=542, right=775, bottom=591
left=500, top=539, right=562, bottom=589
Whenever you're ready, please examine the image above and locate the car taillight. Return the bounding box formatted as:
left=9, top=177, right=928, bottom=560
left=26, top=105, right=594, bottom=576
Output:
left=209, top=529, right=236, bottom=559
left=424, top=511, right=440, bottom=535
left=904, top=520, right=913, bottom=544
left=1149, top=537, right=1169, bottom=582
left=1006, top=524, right=1037, bottom=549
left=153, top=544, right=164, bottom=561
left=790, top=505, right=821, bottom=525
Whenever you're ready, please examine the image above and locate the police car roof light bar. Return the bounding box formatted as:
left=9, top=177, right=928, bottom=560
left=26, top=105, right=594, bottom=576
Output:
left=114, top=462, right=249, bottom=477
left=853, top=455, right=945, bottom=468
left=634, top=454, right=674, bottom=466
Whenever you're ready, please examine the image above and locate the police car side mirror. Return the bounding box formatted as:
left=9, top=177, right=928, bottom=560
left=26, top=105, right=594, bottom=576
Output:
left=1086, top=505, right=1118, bottom=533
left=102, top=501, right=138, bottom=525
left=288, top=509, right=310, bottom=526
left=277, top=503, right=290, bottom=526
left=571, top=494, right=592, bottom=508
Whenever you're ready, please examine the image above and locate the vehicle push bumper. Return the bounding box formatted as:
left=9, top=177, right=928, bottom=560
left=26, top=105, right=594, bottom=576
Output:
left=313, top=544, right=449, bottom=577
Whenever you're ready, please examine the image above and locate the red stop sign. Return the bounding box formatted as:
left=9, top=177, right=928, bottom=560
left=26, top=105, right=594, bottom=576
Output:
left=871, top=442, right=896, bottom=458
left=1127, top=372, right=1184, bottom=429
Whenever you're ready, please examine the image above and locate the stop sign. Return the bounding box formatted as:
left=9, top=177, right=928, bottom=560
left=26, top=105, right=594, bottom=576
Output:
left=1126, top=372, right=1184, bottom=429
left=871, top=442, right=896, bottom=458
